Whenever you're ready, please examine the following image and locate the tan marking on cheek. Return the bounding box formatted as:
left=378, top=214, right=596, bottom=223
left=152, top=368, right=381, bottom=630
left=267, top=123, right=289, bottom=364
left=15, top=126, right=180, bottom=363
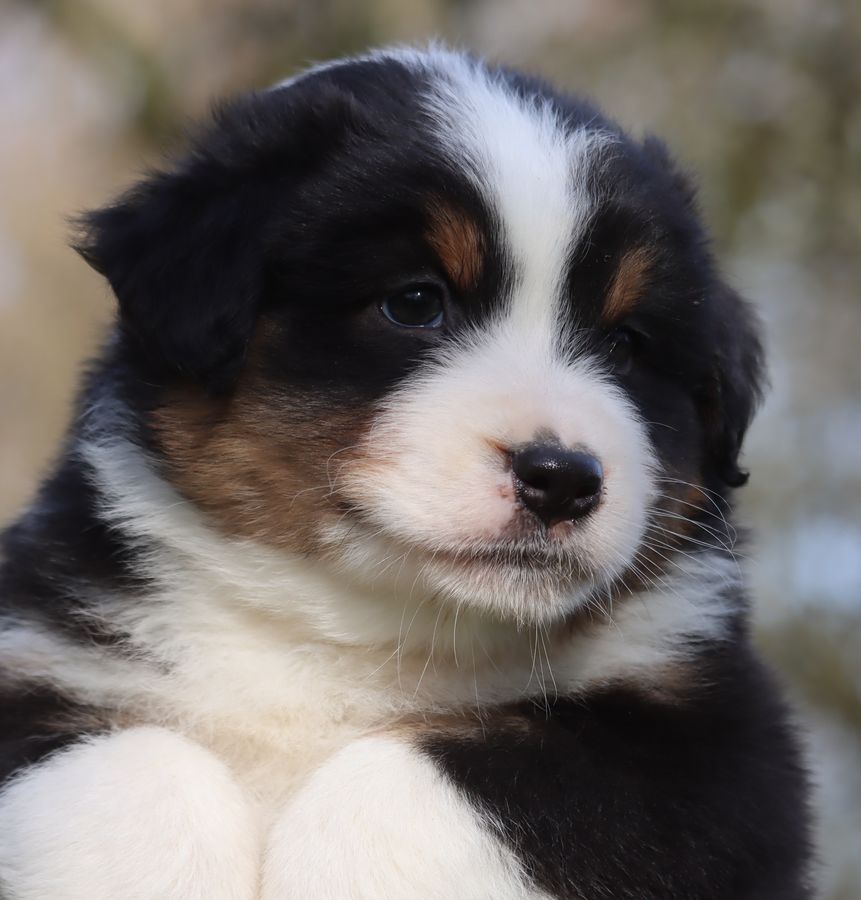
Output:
left=150, top=322, right=374, bottom=553
left=425, top=202, right=484, bottom=291
left=683, top=483, right=708, bottom=509
left=602, top=245, right=656, bottom=322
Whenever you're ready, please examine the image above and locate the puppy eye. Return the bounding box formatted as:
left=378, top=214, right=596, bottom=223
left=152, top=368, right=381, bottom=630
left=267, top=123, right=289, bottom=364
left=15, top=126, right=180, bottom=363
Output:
left=381, top=284, right=445, bottom=329
left=607, top=327, right=641, bottom=374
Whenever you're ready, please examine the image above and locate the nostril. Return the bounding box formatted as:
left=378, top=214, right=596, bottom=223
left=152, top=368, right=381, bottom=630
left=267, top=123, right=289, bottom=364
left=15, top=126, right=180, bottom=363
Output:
left=511, top=443, right=604, bottom=526
left=568, top=454, right=603, bottom=499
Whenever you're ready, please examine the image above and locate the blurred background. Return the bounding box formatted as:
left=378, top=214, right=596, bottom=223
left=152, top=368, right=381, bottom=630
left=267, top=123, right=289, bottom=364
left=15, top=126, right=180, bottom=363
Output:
left=0, top=0, right=858, bottom=894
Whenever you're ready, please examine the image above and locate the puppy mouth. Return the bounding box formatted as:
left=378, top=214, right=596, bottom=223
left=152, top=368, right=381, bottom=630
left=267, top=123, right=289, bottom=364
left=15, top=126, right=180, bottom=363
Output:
left=431, top=541, right=583, bottom=574
left=329, top=507, right=590, bottom=578
left=319, top=506, right=612, bottom=625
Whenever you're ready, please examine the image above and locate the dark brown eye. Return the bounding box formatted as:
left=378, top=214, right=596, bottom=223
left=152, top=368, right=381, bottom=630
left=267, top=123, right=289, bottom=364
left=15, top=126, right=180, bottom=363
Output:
left=607, top=327, right=640, bottom=374
left=381, top=284, right=445, bottom=328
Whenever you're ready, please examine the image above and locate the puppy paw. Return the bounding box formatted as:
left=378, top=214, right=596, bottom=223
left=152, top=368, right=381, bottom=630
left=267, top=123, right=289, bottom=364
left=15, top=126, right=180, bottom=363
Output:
left=261, top=735, right=545, bottom=900
left=0, top=727, right=260, bottom=900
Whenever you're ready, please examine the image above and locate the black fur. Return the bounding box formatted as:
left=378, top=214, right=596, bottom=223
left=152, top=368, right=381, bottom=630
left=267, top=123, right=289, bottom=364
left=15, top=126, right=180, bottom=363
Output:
left=1, top=49, right=810, bottom=898
left=0, top=687, right=103, bottom=785
left=0, top=455, right=146, bottom=647
left=423, top=644, right=810, bottom=899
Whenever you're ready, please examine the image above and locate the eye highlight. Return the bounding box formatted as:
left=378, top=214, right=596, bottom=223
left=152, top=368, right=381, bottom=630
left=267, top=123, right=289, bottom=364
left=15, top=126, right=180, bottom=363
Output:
left=381, top=284, right=445, bottom=329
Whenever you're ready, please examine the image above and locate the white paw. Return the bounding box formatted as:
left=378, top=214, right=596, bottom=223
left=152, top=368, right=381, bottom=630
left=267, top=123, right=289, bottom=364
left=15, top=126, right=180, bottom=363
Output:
left=0, top=726, right=260, bottom=900
left=261, top=735, right=547, bottom=900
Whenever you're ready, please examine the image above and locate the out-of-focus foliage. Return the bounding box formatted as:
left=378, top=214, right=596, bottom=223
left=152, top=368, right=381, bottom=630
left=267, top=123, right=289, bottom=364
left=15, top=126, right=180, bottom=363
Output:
left=0, top=0, right=858, bottom=894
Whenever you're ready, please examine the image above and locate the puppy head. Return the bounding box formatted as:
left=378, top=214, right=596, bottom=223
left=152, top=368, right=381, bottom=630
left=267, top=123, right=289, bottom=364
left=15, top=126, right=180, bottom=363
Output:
left=77, top=49, right=763, bottom=627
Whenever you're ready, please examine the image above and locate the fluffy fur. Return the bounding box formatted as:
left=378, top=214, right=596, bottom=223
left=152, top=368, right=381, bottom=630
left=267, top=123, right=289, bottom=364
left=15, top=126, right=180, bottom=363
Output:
left=0, top=46, right=811, bottom=898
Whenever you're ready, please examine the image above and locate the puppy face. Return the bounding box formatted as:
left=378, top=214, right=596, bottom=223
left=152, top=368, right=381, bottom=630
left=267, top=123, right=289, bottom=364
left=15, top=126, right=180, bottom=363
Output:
left=79, top=49, right=763, bottom=627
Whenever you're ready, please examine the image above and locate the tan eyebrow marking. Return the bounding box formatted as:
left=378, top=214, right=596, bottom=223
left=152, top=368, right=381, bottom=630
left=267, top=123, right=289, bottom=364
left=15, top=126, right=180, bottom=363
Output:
left=425, top=202, right=484, bottom=292
left=602, top=245, right=656, bottom=322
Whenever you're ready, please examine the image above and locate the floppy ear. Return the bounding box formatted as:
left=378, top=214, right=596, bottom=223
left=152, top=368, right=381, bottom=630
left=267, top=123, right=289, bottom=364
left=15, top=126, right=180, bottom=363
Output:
left=75, top=160, right=272, bottom=387
left=640, top=135, right=698, bottom=209
left=640, top=138, right=766, bottom=488
left=698, top=284, right=766, bottom=488
left=74, top=79, right=365, bottom=386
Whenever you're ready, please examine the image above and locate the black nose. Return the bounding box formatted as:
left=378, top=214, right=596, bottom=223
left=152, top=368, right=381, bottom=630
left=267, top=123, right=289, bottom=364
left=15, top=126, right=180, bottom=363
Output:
left=511, top=444, right=603, bottom=526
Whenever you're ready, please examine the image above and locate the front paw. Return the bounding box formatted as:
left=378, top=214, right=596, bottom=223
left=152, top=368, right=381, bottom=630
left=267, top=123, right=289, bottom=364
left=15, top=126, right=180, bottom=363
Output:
left=0, top=727, right=260, bottom=900
left=262, top=735, right=545, bottom=900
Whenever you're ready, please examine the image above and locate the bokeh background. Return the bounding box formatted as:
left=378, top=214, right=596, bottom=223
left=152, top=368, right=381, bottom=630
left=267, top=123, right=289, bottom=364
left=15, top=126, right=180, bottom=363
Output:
left=1, top=0, right=859, bottom=894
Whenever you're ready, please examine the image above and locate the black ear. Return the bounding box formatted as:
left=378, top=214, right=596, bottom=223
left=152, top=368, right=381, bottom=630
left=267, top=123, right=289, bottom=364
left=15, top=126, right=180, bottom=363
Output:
left=641, top=136, right=766, bottom=487
left=76, top=158, right=273, bottom=387
left=75, top=81, right=366, bottom=387
left=698, top=284, right=766, bottom=488
left=640, top=135, right=699, bottom=209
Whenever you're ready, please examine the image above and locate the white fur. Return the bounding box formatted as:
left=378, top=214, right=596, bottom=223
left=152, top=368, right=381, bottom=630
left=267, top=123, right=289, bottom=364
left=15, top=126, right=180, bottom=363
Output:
left=1, top=436, right=737, bottom=797
left=0, top=47, right=737, bottom=898
left=0, top=728, right=259, bottom=900
left=0, top=435, right=737, bottom=895
left=336, top=324, right=656, bottom=623
left=274, top=48, right=650, bottom=627
left=262, top=735, right=551, bottom=900
left=327, top=54, right=651, bottom=623
left=420, top=49, right=610, bottom=332
left=556, top=552, right=740, bottom=690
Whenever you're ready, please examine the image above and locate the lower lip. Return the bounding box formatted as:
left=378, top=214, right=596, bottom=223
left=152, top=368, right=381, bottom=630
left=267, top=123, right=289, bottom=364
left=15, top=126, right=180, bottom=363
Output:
left=429, top=545, right=571, bottom=572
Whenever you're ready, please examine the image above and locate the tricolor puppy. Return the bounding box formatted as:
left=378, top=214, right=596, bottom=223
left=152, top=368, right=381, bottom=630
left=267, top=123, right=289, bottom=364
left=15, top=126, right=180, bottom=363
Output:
left=0, top=47, right=811, bottom=899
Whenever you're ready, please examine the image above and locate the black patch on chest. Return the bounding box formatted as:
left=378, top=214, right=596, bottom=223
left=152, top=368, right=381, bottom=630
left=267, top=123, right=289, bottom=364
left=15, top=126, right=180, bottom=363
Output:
left=419, top=648, right=811, bottom=899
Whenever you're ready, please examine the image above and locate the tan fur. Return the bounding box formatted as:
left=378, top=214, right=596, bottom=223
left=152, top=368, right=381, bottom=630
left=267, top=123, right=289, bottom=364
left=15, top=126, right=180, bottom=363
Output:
left=392, top=677, right=695, bottom=746
left=150, top=321, right=372, bottom=551
left=394, top=709, right=534, bottom=744
left=602, top=245, right=656, bottom=322
left=426, top=202, right=484, bottom=291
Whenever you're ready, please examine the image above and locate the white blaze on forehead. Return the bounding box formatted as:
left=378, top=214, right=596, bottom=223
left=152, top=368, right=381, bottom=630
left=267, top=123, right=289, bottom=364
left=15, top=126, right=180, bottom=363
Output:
left=264, top=48, right=657, bottom=627
left=416, top=50, right=608, bottom=334
left=274, top=45, right=608, bottom=337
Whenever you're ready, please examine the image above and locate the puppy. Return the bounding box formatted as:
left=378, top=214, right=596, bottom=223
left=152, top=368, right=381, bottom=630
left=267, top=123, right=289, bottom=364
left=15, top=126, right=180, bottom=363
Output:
left=0, top=47, right=811, bottom=899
